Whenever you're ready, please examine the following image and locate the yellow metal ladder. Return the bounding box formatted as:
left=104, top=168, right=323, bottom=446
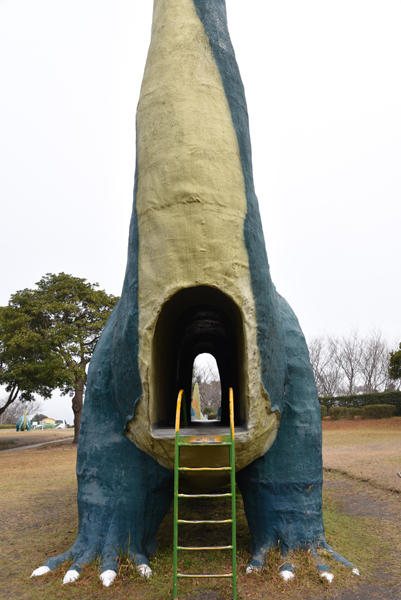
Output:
left=173, top=388, right=237, bottom=599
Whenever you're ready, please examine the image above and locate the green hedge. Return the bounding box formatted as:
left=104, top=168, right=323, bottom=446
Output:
left=329, top=407, right=345, bottom=420
left=351, top=408, right=365, bottom=418
left=0, top=424, right=16, bottom=429
left=320, top=404, right=327, bottom=418
left=329, top=407, right=365, bottom=420
left=364, top=404, right=397, bottom=419
left=319, top=391, right=401, bottom=416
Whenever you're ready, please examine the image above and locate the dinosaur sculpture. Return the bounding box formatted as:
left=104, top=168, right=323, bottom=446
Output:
left=16, top=404, right=31, bottom=431
left=191, top=383, right=203, bottom=421
left=32, top=0, right=357, bottom=587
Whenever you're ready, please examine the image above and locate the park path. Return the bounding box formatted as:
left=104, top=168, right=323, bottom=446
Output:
left=0, top=436, right=74, bottom=452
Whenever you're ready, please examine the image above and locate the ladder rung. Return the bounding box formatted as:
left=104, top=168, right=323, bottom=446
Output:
left=178, top=435, right=231, bottom=444
left=178, top=441, right=231, bottom=447
left=178, top=545, right=232, bottom=551
left=177, top=573, right=233, bottom=579
left=178, top=493, right=232, bottom=498
left=178, top=466, right=231, bottom=471
left=178, top=519, right=232, bottom=524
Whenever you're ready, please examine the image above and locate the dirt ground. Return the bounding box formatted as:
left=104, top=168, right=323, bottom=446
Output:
left=322, top=417, right=401, bottom=493
left=1, top=419, right=400, bottom=599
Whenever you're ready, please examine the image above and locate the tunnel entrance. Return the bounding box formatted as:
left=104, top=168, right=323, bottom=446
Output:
left=191, top=353, right=222, bottom=422
left=150, top=286, right=247, bottom=430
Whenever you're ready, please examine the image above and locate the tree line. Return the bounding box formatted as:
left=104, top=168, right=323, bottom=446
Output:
left=0, top=273, right=118, bottom=442
left=308, top=330, right=401, bottom=398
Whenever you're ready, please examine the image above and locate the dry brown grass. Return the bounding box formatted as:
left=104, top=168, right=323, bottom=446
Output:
left=0, top=443, right=358, bottom=600
left=0, top=444, right=78, bottom=599
left=0, top=428, right=74, bottom=450
left=1, top=421, right=400, bottom=599
left=322, top=417, right=401, bottom=492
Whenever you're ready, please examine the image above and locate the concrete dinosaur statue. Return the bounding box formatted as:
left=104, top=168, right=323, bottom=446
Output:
left=16, top=404, right=31, bottom=431
left=32, top=0, right=358, bottom=587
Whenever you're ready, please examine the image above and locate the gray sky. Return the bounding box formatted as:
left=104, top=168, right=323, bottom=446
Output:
left=1, top=0, right=400, bottom=421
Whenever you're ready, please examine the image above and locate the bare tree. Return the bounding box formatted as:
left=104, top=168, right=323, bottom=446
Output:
left=308, top=335, right=342, bottom=397
left=192, top=354, right=221, bottom=413
left=308, top=329, right=398, bottom=397
left=359, top=330, right=390, bottom=393
left=0, top=398, right=43, bottom=425
left=329, top=330, right=362, bottom=396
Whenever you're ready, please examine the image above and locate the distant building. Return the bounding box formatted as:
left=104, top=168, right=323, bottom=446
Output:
left=40, top=418, right=56, bottom=428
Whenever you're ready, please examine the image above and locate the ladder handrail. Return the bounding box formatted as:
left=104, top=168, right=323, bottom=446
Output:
left=229, top=387, right=235, bottom=441
left=175, top=389, right=184, bottom=436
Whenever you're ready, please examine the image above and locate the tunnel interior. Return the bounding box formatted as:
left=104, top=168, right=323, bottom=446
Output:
left=150, top=286, right=247, bottom=429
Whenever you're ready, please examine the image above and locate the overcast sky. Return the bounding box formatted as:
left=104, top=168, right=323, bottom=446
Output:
left=1, top=0, right=400, bottom=421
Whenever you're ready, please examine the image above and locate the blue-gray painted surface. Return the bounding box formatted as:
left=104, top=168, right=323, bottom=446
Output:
left=38, top=0, right=354, bottom=578
left=237, top=296, right=324, bottom=561
left=237, top=297, right=354, bottom=567
left=44, top=309, right=173, bottom=574
left=110, top=156, right=143, bottom=423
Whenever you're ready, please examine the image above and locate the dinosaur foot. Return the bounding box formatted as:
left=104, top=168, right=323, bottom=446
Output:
left=279, top=563, right=296, bottom=581
left=63, top=569, right=80, bottom=584
left=31, top=559, right=151, bottom=588
left=314, top=541, right=360, bottom=582
left=99, top=570, right=117, bottom=587
left=246, top=558, right=296, bottom=581
left=137, top=564, right=152, bottom=578
left=316, top=563, right=334, bottom=583
left=31, top=566, right=50, bottom=577
left=30, top=532, right=153, bottom=589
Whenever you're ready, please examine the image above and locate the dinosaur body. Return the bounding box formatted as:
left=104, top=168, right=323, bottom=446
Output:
left=16, top=405, right=30, bottom=431
left=32, top=0, right=355, bottom=586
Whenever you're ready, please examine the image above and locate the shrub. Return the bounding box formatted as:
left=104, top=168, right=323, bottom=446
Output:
left=363, top=404, right=397, bottom=419
left=346, top=407, right=365, bottom=419
left=320, top=404, right=327, bottom=419
left=349, top=408, right=365, bottom=419
left=328, top=406, right=365, bottom=420
left=319, top=391, right=401, bottom=415
left=0, top=424, right=16, bottom=429
left=329, top=406, right=347, bottom=420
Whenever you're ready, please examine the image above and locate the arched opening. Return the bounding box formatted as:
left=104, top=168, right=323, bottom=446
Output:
left=191, top=353, right=221, bottom=422
left=150, top=286, right=247, bottom=430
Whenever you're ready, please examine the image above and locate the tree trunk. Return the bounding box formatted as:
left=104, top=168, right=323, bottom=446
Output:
left=0, top=385, right=19, bottom=417
left=71, top=376, right=85, bottom=444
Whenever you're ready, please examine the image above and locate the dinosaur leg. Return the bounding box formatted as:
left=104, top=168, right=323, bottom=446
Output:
left=237, top=295, right=357, bottom=581
left=31, top=310, right=173, bottom=586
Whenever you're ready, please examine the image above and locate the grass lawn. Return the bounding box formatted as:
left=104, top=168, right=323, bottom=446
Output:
left=0, top=421, right=400, bottom=599
left=322, top=417, right=401, bottom=492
